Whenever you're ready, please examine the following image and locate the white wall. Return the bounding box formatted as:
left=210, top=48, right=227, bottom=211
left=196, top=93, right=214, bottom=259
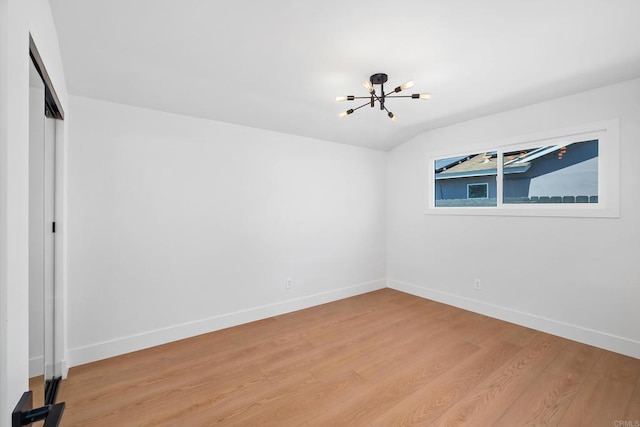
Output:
left=1, top=0, right=68, bottom=420
left=66, top=96, right=387, bottom=366
left=0, top=0, right=30, bottom=420
left=388, top=78, right=640, bottom=358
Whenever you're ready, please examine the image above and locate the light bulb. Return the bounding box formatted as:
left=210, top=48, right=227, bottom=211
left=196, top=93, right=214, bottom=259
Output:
left=335, top=95, right=347, bottom=102
left=339, top=109, right=354, bottom=118
left=388, top=112, right=397, bottom=122
left=400, top=80, right=415, bottom=90
left=411, top=93, right=431, bottom=99
left=363, top=80, right=374, bottom=93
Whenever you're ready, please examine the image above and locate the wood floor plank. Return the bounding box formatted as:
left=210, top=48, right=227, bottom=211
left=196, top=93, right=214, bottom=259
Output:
left=262, top=299, right=429, bottom=381
left=28, top=376, right=45, bottom=427
left=495, top=371, right=580, bottom=427
left=592, top=350, right=640, bottom=385
left=432, top=333, right=567, bottom=426
left=370, top=341, right=520, bottom=426
left=559, top=372, right=635, bottom=426
left=140, top=371, right=319, bottom=427
left=493, top=342, right=602, bottom=426
left=307, top=305, right=451, bottom=381
left=625, top=375, right=640, bottom=421
left=494, top=323, right=539, bottom=348
left=309, top=340, right=481, bottom=426
left=457, top=315, right=512, bottom=348
left=65, top=335, right=309, bottom=412
left=55, top=289, right=640, bottom=426
left=352, top=314, right=479, bottom=383
left=227, top=370, right=365, bottom=427
left=544, top=342, right=604, bottom=378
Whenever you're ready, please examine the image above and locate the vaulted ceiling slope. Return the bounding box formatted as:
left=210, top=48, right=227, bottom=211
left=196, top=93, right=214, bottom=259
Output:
left=50, top=0, right=640, bottom=151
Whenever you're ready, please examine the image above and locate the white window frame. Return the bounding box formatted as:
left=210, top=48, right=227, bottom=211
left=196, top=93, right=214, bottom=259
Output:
left=467, top=183, right=489, bottom=199
left=426, top=119, right=619, bottom=218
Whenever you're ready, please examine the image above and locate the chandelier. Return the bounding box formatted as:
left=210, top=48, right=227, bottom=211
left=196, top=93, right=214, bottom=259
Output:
left=336, top=73, right=431, bottom=121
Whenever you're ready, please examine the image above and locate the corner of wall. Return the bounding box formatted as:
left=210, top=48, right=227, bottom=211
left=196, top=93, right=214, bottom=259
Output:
left=388, top=279, right=640, bottom=359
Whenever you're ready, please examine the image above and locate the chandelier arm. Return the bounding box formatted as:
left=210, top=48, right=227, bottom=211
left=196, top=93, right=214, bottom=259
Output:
left=370, top=91, right=385, bottom=105
left=384, top=95, right=416, bottom=98
left=338, top=74, right=428, bottom=119
left=351, top=101, right=372, bottom=112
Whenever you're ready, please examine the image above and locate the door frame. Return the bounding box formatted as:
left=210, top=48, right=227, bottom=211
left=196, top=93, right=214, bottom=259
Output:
left=28, top=35, right=66, bottom=381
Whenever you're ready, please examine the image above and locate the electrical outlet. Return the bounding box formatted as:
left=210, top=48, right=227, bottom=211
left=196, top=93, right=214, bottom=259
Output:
left=286, top=277, right=293, bottom=290
left=474, top=278, right=482, bottom=290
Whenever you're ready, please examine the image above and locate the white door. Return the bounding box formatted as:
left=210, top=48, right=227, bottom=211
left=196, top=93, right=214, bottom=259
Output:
left=29, top=58, right=46, bottom=380
left=43, top=116, right=56, bottom=380
left=28, top=57, right=57, bottom=389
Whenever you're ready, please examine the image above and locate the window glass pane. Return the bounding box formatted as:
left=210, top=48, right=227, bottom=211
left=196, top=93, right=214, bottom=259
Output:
left=503, top=139, right=598, bottom=204
left=435, top=151, right=497, bottom=207
left=468, top=183, right=488, bottom=199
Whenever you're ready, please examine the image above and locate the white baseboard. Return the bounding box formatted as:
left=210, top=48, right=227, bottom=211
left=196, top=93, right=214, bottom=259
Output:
left=388, top=279, right=640, bottom=359
left=30, top=357, right=69, bottom=379
left=69, top=278, right=386, bottom=368
left=58, top=360, right=69, bottom=379
left=29, top=356, right=43, bottom=378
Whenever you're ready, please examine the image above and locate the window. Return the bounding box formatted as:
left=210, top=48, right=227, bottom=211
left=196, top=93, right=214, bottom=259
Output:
left=435, top=151, right=497, bottom=207
left=468, top=183, right=489, bottom=199
left=427, top=120, right=619, bottom=217
left=502, top=139, right=598, bottom=204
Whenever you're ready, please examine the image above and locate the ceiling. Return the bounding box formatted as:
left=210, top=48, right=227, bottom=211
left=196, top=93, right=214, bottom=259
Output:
left=49, top=0, right=640, bottom=151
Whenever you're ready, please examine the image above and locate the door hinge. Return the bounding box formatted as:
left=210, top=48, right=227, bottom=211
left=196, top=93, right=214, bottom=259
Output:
left=52, top=222, right=56, bottom=233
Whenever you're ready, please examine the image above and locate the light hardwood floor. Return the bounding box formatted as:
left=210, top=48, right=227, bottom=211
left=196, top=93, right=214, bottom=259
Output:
left=56, top=289, right=640, bottom=426
left=27, top=375, right=45, bottom=427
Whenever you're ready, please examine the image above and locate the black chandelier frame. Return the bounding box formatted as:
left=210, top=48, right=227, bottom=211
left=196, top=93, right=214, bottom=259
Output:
left=337, top=73, right=430, bottom=120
